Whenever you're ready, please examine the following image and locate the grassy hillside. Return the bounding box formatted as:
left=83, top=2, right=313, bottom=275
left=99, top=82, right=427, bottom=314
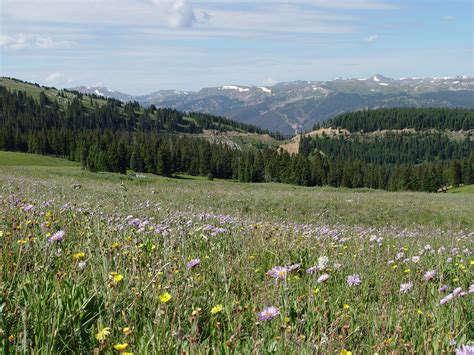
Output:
left=1, top=164, right=473, bottom=353
left=0, top=77, right=282, bottom=150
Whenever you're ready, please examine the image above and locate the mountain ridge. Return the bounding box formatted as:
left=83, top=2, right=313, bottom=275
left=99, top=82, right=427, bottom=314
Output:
left=70, top=74, right=474, bottom=135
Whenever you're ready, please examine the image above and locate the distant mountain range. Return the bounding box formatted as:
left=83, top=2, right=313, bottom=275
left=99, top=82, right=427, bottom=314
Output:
left=71, top=74, right=474, bottom=134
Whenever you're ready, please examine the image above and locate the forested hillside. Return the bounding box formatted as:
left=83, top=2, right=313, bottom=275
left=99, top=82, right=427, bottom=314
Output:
left=324, top=108, right=473, bottom=132
left=0, top=79, right=473, bottom=192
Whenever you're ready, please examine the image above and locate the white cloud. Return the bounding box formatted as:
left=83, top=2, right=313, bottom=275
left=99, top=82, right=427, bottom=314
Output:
left=36, top=36, right=72, bottom=49
left=0, top=33, right=72, bottom=50
left=0, top=33, right=29, bottom=50
left=45, top=72, right=63, bottom=83
left=151, top=0, right=196, bottom=28
left=364, top=34, right=378, bottom=42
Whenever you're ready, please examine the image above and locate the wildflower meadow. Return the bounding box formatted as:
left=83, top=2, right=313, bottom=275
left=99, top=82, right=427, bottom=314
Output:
left=1, top=163, right=473, bottom=353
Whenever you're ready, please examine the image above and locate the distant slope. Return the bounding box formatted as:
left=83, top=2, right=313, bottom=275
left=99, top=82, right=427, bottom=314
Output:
left=0, top=77, right=283, bottom=152
left=69, top=74, right=474, bottom=135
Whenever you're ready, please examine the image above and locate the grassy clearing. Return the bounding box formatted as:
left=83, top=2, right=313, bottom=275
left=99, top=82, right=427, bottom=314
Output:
left=0, top=165, right=473, bottom=353
left=448, top=185, right=474, bottom=194
left=0, top=151, right=78, bottom=167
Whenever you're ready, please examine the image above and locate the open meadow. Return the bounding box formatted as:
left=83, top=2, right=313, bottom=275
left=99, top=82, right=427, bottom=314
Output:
left=1, top=152, right=473, bottom=353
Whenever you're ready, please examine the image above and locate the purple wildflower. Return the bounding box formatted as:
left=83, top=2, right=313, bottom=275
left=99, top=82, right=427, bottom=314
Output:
left=400, top=282, right=413, bottom=293
left=423, top=270, right=436, bottom=281
left=347, top=274, right=362, bottom=287
left=267, top=266, right=288, bottom=280
left=48, top=230, right=65, bottom=243
left=287, top=263, right=301, bottom=272
left=317, top=273, right=329, bottom=284
left=455, top=344, right=474, bottom=355
left=306, top=266, right=318, bottom=274
left=258, top=306, right=280, bottom=321
left=187, top=259, right=201, bottom=269
left=438, top=285, right=448, bottom=292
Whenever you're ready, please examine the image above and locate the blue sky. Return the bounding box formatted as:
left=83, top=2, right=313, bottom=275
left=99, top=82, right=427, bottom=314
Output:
left=0, top=0, right=472, bottom=94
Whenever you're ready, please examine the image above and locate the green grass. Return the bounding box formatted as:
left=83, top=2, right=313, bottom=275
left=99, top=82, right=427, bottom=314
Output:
left=448, top=184, right=474, bottom=193
left=0, top=151, right=78, bottom=167
left=1, top=163, right=473, bottom=353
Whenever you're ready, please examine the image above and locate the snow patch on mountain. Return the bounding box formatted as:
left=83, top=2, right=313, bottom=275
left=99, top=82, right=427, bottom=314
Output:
left=221, top=85, right=250, bottom=92
left=259, top=86, right=272, bottom=94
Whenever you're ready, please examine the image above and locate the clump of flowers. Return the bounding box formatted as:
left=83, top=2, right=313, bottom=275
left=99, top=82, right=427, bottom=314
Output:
left=347, top=274, right=361, bottom=286
left=257, top=306, right=280, bottom=321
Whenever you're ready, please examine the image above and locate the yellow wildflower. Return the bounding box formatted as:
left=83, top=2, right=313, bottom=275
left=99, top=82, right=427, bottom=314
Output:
left=341, top=349, right=352, bottom=355
left=73, top=252, right=86, bottom=260
left=404, top=269, right=411, bottom=273
left=211, top=304, right=223, bottom=314
left=8, top=335, right=14, bottom=343
left=113, top=274, right=124, bottom=283
left=159, top=292, right=172, bottom=303
left=343, top=304, right=350, bottom=309
left=122, top=327, right=132, bottom=336
left=0, top=231, right=4, bottom=237
left=95, top=327, right=111, bottom=341
left=113, top=343, right=129, bottom=351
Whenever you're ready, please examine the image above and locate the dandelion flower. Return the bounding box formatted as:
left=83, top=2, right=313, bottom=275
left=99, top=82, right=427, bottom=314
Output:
left=257, top=306, right=280, bottom=321
left=159, top=292, right=172, bottom=303
left=400, top=282, right=413, bottom=293
left=211, top=304, right=223, bottom=314
left=346, top=274, right=361, bottom=286
left=110, top=273, right=124, bottom=283
left=73, top=252, right=85, bottom=260
left=95, top=327, right=111, bottom=341
left=113, top=343, right=128, bottom=351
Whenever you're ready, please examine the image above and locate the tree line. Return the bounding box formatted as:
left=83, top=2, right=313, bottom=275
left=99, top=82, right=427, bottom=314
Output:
left=0, top=84, right=473, bottom=192
left=325, top=107, right=473, bottom=132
